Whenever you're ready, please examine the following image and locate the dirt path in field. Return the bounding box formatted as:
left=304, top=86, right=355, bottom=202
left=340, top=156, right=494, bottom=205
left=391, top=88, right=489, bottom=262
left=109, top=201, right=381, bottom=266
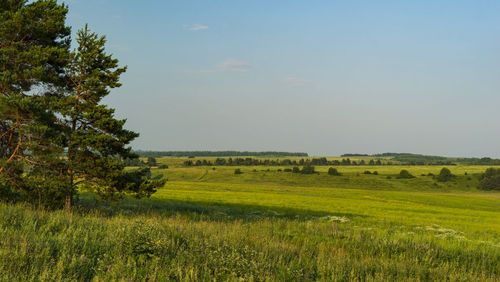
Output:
left=197, top=169, right=208, bottom=181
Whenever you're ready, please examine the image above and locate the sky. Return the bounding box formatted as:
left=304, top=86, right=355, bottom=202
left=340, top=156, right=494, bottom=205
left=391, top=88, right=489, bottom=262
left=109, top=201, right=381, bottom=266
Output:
left=65, top=0, right=500, bottom=157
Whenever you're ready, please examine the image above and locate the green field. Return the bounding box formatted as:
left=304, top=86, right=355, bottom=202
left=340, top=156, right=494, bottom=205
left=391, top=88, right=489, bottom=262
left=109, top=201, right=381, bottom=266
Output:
left=1, top=157, right=499, bottom=281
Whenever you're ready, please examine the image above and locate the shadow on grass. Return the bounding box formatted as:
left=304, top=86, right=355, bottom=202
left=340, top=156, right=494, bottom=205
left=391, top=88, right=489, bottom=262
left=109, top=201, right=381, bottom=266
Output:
left=75, top=193, right=366, bottom=222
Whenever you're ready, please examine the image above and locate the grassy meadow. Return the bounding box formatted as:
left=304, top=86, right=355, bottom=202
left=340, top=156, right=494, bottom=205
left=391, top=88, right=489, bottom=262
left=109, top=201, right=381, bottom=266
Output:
left=1, top=156, right=499, bottom=281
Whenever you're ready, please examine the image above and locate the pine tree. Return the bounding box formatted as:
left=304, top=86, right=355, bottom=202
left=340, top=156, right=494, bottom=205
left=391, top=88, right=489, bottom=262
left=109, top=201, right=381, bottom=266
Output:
left=54, top=25, right=164, bottom=210
left=0, top=0, right=71, bottom=207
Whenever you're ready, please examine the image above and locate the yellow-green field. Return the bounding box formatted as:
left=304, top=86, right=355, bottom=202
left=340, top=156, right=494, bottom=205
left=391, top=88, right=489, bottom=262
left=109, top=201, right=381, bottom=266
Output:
left=1, top=157, right=499, bottom=281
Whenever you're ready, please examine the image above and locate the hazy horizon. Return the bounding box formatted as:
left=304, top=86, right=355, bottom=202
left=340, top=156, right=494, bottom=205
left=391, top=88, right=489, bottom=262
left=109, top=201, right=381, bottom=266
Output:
left=66, top=1, right=500, bottom=158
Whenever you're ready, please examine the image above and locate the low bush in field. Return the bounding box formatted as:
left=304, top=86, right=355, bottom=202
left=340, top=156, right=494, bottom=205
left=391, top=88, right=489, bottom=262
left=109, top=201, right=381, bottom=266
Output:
left=328, top=167, right=342, bottom=176
left=301, top=163, right=316, bottom=174
left=437, top=168, right=454, bottom=182
left=479, top=168, right=500, bottom=190
left=234, top=169, right=242, bottom=175
left=397, top=170, right=415, bottom=179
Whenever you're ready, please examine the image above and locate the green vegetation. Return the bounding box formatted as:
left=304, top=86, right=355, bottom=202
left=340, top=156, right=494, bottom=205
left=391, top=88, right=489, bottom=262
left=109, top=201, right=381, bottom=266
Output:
left=136, top=150, right=309, bottom=157
left=1, top=2, right=499, bottom=281
left=437, top=167, right=454, bottom=182
left=397, top=169, right=415, bottom=179
left=0, top=164, right=499, bottom=280
left=328, top=167, right=342, bottom=176
left=0, top=1, right=161, bottom=210
left=479, top=168, right=500, bottom=191
left=1, top=156, right=500, bottom=280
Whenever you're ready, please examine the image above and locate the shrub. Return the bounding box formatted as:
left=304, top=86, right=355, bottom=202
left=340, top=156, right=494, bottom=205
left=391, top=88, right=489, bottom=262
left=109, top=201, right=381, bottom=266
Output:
left=234, top=169, right=242, bottom=175
left=397, top=170, right=415, bottom=179
left=328, top=167, right=341, bottom=176
left=301, top=163, right=316, bottom=174
left=277, top=169, right=282, bottom=172
left=437, top=168, right=454, bottom=182
left=373, top=171, right=378, bottom=175
left=158, top=164, right=168, bottom=169
left=478, top=168, right=500, bottom=190
left=292, top=167, right=300, bottom=173
left=284, top=168, right=292, bottom=172
left=147, top=157, right=157, bottom=167
left=363, top=171, right=372, bottom=175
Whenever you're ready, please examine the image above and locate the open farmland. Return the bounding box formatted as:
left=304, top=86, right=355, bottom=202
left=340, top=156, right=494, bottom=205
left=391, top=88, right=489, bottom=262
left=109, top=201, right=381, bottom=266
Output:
left=1, top=156, right=499, bottom=281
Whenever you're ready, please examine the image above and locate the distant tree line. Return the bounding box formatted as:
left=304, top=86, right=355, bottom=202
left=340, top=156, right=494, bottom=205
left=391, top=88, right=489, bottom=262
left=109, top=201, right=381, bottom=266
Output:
left=135, top=151, right=309, bottom=157
left=182, top=157, right=440, bottom=167
left=342, top=153, right=500, bottom=166
left=456, top=158, right=500, bottom=166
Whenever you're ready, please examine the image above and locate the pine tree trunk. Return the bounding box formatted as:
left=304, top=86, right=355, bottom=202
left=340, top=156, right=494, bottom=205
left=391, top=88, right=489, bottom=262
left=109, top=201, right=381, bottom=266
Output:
left=65, top=194, right=72, bottom=211
left=38, top=189, right=42, bottom=210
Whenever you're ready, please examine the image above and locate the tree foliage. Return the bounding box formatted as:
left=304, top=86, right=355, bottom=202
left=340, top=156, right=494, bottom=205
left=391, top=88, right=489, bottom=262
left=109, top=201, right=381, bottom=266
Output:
left=0, top=2, right=164, bottom=209
left=436, top=168, right=454, bottom=182
left=397, top=170, right=415, bottom=179
left=478, top=168, right=500, bottom=191
left=328, top=167, right=342, bottom=176
left=0, top=0, right=71, bottom=208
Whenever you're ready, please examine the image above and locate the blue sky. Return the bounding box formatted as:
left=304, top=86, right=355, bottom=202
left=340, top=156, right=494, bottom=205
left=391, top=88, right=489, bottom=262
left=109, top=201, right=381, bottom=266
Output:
left=65, top=0, right=500, bottom=157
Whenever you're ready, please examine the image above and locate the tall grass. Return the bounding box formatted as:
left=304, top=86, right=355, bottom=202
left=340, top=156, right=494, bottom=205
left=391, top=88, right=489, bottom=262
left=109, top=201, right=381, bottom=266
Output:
left=0, top=187, right=499, bottom=280
left=1, top=161, right=499, bottom=281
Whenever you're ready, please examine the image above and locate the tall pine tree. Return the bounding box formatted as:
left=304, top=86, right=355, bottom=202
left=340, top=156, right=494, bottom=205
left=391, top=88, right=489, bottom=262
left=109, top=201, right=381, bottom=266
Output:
left=54, top=25, right=164, bottom=210
left=1, top=2, right=163, bottom=209
left=0, top=0, right=71, bottom=207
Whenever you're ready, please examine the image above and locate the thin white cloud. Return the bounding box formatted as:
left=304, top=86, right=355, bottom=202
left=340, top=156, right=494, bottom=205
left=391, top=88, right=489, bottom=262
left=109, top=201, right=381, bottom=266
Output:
left=184, top=24, right=209, bottom=31
left=185, top=58, right=252, bottom=73
left=283, top=77, right=313, bottom=87
left=216, top=58, right=252, bottom=73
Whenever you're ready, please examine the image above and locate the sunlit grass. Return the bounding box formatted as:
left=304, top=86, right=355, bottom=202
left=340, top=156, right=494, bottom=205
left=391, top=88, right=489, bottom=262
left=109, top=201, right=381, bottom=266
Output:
left=1, top=162, right=499, bottom=281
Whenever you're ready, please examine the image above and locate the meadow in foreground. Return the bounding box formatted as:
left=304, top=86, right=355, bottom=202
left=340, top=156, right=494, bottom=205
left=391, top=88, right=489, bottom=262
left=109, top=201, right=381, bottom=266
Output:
left=0, top=160, right=499, bottom=281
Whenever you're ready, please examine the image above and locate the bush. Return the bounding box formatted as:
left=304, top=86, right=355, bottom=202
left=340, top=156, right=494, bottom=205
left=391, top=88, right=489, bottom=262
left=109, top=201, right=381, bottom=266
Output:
left=363, top=171, right=372, bottom=175
left=234, top=169, right=242, bottom=175
left=478, top=168, right=500, bottom=190
left=437, top=167, right=454, bottom=182
left=284, top=168, right=292, bottom=172
left=146, top=157, right=157, bottom=167
left=328, top=167, right=341, bottom=176
left=158, top=164, right=168, bottom=169
left=397, top=170, right=415, bottom=179
left=373, top=171, right=378, bottom=175
left=292, top=167, right=300, bottom=173
left=301, top=163, right=316, bottom=174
